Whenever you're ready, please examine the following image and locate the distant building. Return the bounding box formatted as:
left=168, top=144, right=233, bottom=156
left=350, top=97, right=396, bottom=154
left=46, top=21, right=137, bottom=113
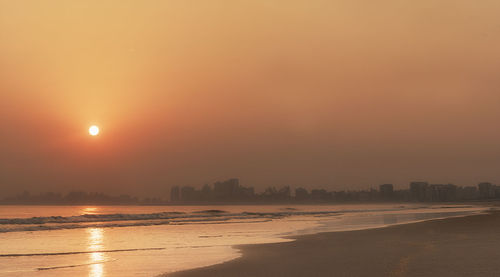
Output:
left=180, top=186, right=197, bottom=201
left=379, top=184, right=394, bottom=201
left=278, top=186, right=291, bottom=200
left=333, top=190, right=348, bottom=202
left=214, top=178, right=240, bottom=200
left=295, top=187, right=309, bottom=201
left=200, top=184, right=212, bottom=201
left=428, top=184, right=457, bottom=202
left=240, top=186, right=255, bottom=199
left=311, top=189, right=331, bottom=201
left=457, top=186, right=478, bottom=200
left=170, top=186, right=180, bottom=202
left=478, top=182, right=495, bottom=199
left=410, top=182, right=429, bottom=202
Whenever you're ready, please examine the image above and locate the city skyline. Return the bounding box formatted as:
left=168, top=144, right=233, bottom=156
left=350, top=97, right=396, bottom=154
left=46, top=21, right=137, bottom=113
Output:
left=2, top=178, right=498, bottom=204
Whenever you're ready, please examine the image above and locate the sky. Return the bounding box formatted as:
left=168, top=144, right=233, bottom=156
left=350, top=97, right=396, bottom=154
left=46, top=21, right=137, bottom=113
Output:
left=1, top=0, right=500, bottom=197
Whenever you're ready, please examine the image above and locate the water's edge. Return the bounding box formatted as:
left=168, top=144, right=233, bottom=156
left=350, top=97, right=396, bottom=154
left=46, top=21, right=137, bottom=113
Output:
left=159, top=208, right=491, bottom=277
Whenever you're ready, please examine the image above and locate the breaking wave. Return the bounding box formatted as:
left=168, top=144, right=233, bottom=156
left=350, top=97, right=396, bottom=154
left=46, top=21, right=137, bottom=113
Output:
left=0, top=206, right=470, bottom=233
left=0, top=210, right=338, bottom=233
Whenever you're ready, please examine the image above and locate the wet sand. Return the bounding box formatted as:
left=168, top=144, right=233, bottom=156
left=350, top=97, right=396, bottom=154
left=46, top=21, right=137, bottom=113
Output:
left=168, top=210, right=500, bottom=277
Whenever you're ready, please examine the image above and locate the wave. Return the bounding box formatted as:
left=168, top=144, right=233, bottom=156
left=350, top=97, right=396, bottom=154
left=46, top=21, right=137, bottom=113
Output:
left=0, top=206, right=447, bottom=233
left=193, top=209, right=227, bottom=214
left=0, top=211, right=188, bottom=225
left=0, top=210, right=336, bottom=226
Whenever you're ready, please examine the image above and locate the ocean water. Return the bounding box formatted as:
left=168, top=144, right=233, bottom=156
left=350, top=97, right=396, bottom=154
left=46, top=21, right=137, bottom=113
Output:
left=0, top=204, right=486, bottom=276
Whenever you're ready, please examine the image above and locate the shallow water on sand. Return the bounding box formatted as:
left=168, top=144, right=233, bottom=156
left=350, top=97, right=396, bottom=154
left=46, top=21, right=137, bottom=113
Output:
left=0, top=204, right=486, bottom=276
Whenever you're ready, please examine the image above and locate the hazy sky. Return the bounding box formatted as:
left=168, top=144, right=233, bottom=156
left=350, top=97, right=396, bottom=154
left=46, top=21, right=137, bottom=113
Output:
left=1, top=1, right=500, bottom=196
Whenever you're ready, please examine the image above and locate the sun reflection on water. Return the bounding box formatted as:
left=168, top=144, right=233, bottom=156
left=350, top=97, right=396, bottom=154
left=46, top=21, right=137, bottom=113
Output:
left=87, top=228, right=106, bottom=277
left=82, top=207, right=99, bottom=215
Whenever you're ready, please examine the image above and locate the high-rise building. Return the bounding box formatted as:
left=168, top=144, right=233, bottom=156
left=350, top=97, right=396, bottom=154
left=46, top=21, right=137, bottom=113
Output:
left=410, top=182, right=429, bottom=202
left=213, top=178, right=241, bottom=200
left=379, top=184, right=394, bottom=200
left=478, top=182, right=495, bottom=199
left=170, top=186, right=180, bottom=202
left=180, top=186, right=197, bottom=201
left=428, top=184, right=457, bottom=202
left=295, top=187, right=309, bottom=201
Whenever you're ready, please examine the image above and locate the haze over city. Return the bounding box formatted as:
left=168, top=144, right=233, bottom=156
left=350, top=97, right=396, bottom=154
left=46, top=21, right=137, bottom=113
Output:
left=1, top=1, right=500, bottom=197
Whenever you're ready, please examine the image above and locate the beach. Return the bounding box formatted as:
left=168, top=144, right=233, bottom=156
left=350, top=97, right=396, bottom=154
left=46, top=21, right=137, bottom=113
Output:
left=0, top=204, right=488, bottom=276
left=169, top=210, right=500, bottom=277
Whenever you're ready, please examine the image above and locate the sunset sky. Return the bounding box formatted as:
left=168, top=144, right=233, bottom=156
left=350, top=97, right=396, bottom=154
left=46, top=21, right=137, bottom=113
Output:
left=1, top=1, right=500, bottom=196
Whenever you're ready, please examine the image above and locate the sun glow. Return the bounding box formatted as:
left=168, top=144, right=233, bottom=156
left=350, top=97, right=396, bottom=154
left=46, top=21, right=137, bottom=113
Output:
left=89, top=125, right=100, bottom=136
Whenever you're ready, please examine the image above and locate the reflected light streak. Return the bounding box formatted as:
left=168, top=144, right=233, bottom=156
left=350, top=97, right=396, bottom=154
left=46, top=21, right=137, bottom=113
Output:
left=86, top=228, right=106, bottom=277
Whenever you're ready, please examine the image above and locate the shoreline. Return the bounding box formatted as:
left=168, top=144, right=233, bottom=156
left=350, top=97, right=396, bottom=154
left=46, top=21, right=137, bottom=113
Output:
left=167, top=209, right=500, bottom=277
left=0, top=200, right=494, bottom=206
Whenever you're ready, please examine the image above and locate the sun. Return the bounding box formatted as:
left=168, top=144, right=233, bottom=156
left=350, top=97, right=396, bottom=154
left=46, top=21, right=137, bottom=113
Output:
left=89, top=125, right=100, bottom=136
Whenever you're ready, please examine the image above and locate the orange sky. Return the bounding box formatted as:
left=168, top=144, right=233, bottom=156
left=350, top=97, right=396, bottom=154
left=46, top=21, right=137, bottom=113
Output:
left=1, top=1, right=500, bottom=196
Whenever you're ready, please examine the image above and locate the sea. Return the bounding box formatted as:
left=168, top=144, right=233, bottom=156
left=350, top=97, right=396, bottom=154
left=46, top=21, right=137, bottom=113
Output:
left=0, top=204, right=487, bottom=277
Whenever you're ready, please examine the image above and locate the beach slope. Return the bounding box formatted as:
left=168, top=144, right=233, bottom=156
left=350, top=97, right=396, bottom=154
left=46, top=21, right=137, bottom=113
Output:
left=168, top=211, right=500, bottom=277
